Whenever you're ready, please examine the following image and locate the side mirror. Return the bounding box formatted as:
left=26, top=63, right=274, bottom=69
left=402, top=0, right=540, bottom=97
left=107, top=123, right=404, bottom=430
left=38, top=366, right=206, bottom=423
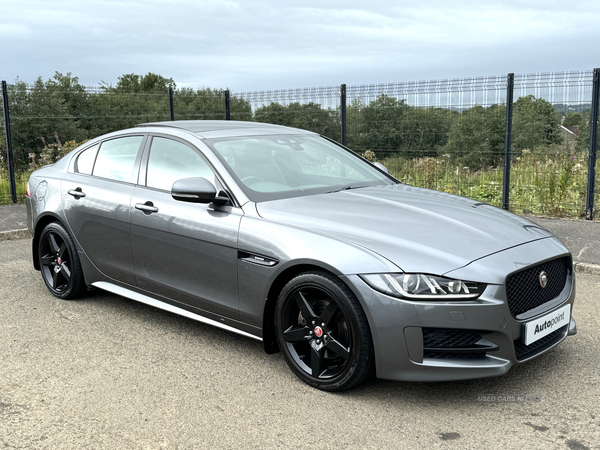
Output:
left=171, top=177, right=229, bottom=206
left=373, top=162, right=389, bottom=174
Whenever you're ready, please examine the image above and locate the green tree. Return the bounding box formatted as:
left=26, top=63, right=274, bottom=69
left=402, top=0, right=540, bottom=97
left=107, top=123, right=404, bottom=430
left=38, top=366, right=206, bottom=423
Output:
left=563, top=112, right=585, bottom=129
left=90, top=72, right=175, bottom=134
left=254, top=102, right=339, bottom=140
left=398, top=107, right=456, bottom=157
left=512, top=95, right=562, bottom=150
left=112, top=73, right=175, bottom=93
left=1, top=72, right=253, bottom=171
left=286, top=102, right=339, bottom=139
left=49, top=72, right=94, bottom=138
left=175, top=87, right=251, bottom=121
left=358, top=95, right=409, bottom=151
left=441, top=104, right=506, bottom=169
left=253, top=102, right=286, bottom=125
left=566, top=110, right=592, bottom=154
left=345, top=98, right=366, bottom=150
left=6, top=74, right=88, bottom=167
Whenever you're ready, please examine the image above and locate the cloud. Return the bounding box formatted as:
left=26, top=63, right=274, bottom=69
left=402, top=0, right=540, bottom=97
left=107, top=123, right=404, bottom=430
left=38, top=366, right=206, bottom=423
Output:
left=1, top=0, right=599, bottom=91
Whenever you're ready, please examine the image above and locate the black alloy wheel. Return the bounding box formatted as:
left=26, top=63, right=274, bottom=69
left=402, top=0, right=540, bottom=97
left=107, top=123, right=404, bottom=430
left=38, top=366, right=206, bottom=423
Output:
left=275, top=271, right=374, bottom=391
left=39, top=222, right=86, bottom=300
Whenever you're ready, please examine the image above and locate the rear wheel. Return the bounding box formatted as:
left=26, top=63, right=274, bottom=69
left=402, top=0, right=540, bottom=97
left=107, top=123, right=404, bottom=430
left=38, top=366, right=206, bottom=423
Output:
left=38, top=222, right=86, bottom=299
left=275, top=271, right=374, bottom=391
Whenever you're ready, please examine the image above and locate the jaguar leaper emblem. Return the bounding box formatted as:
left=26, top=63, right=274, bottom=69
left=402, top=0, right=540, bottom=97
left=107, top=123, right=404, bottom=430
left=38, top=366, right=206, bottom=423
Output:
left=539, top=271, right=548, bottom=288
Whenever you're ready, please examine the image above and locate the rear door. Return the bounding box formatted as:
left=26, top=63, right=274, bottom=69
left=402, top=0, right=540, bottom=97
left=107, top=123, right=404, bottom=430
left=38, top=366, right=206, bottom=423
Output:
left=129, top=135, right=242, bottom=319
left=62, top=135, right=146, bottom=285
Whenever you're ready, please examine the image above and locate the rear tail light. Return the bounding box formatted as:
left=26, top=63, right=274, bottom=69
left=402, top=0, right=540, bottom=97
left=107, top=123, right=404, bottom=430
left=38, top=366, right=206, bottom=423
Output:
left=26, top=181, right=31, bottom=198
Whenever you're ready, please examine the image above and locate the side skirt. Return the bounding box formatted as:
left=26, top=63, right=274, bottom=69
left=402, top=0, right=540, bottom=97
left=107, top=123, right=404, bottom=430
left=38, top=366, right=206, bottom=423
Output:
left=92, top=281, right=263, bottom=342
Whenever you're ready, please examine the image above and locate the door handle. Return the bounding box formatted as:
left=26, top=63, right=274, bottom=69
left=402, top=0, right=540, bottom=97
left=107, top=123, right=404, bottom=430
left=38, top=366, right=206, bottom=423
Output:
left=67, top=188, right=86, bottom=198
left=135, top=201, right=159, bottom=214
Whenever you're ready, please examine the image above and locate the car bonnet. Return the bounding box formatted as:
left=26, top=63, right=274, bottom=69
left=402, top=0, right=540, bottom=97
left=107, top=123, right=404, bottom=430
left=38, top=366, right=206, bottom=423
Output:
left=255, top=184, right=556, bottom=276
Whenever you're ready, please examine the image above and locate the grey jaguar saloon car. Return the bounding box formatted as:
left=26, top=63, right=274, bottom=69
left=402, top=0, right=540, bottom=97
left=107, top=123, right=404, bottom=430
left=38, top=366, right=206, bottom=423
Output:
left=26, top=120, right=577, bottom=391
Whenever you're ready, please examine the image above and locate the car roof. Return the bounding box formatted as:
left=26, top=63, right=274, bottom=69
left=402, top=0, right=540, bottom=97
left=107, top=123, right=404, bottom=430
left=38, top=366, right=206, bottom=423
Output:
left=135, top=120, right=315, bottom=138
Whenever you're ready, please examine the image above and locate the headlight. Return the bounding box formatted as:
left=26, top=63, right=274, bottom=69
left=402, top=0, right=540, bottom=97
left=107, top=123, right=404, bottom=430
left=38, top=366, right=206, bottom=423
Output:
left=359, top=273, right=486, bottom=300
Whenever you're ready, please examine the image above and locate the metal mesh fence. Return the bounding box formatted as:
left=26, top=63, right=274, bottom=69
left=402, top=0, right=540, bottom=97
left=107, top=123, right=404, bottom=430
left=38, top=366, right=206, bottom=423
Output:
left=236, top=86, right=341, bottom=110
left=342, top=71, right=597, bottom=218
left=236, top=86, right=342, bottom=141
left=173, top=89, right=247, bottom=121
left=509, top=71, right=595, bottom=217
left=0, top=84, right=239, bottom=204
left=346, top=75, right=509, bottom=209
left=2, top=70, right=599, bottom=220
left=347, top=75, right=508, bottom=109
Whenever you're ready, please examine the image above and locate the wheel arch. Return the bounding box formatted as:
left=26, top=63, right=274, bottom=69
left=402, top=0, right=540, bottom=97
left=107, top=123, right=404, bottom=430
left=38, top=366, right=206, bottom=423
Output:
left=261, top=262, right=373, bottom=357
left=262, top=264, right=332, bottom=353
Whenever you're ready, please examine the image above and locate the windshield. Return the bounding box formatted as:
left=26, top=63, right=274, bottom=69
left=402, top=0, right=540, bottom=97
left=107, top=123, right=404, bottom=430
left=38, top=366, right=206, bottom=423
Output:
left=205, top=134, right=397, bottom=202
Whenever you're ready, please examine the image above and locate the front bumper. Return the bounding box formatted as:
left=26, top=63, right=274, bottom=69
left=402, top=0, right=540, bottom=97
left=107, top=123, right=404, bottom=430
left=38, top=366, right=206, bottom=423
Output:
left=343, top=243, right=576, bottom=382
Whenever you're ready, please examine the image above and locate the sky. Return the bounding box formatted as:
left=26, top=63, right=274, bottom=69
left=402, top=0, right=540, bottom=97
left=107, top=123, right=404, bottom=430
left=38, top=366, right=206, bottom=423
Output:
left=1, top=0, right=599, bottom=92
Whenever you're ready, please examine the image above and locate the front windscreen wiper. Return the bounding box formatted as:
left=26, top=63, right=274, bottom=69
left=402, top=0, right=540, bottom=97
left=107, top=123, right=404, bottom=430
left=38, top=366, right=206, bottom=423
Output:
left=327, top=185, right=369, bottom=194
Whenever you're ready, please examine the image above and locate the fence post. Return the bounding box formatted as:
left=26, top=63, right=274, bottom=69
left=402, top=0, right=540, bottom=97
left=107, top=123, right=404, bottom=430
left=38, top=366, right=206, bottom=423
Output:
left=225, top=90, right=231, bottom=120
left=168, top=87, right=175, bottom=121
left=340, top=84, right=347, bottom=146
left=2, top=81, right=17, bottom=204
left=585, top=68, right=600, bottom=220
left=502, top=73, right=515, bottom=211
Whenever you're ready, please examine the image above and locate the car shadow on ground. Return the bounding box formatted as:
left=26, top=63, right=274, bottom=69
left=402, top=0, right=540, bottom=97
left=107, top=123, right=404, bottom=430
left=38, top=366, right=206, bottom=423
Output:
left=82, top=288, right=578, bottom=405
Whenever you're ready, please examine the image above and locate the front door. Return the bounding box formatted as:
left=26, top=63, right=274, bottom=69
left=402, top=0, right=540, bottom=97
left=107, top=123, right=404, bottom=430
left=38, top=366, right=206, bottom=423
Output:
left=129, top=136, right=242, bottom=319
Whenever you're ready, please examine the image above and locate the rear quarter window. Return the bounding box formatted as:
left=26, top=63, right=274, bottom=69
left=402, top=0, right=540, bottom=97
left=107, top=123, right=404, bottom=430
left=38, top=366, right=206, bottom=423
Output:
left=75, top=144, right=99, bottom=175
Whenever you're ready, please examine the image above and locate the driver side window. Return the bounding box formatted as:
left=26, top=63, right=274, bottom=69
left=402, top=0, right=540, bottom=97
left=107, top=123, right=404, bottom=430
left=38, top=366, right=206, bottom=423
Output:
left=146, top=137, right=215, bottom=191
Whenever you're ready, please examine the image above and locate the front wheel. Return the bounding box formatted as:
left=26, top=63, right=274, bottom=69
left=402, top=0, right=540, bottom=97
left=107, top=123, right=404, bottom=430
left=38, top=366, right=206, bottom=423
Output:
left=275, top=271, right=374, bottom=391
left=38, top=222, right=87, bottom=300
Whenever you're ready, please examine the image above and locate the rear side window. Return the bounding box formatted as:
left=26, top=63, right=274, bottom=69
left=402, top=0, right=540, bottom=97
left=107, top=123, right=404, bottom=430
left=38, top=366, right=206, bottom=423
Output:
left=75, top=144, right=99, bottom=175
left=92, top=136, right=143, bottom=182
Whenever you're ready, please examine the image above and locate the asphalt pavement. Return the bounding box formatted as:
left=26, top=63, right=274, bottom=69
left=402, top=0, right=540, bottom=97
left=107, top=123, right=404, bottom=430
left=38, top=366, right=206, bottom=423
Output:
left=2, top=203, right=600, bottom=273
left=1, top=238, right=598, bottom=449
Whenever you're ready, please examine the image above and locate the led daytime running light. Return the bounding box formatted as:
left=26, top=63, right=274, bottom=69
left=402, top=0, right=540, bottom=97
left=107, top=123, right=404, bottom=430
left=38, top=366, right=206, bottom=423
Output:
left=361, top=273, right=485, bottom=300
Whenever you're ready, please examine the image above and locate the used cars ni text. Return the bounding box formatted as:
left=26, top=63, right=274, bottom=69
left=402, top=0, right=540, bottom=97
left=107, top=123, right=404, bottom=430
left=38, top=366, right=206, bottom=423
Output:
left=26, top=120, right=577, bottom=391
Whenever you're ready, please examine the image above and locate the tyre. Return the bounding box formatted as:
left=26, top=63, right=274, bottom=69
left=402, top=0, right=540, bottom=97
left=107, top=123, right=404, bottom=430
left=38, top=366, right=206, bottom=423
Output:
left=275, top=271, right=374, bottom=391
left=38, top=222, right=87, bottom=300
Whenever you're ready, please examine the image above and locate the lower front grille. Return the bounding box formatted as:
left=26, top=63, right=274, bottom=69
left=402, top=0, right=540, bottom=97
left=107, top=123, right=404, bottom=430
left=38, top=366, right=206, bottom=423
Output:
left=424, top=350, right=486, bottom=359
left=514, top=327, right=565, bottom=361
left=422, top=328, right=497, bottom=360
left=423, top=328, right=483, bottom=348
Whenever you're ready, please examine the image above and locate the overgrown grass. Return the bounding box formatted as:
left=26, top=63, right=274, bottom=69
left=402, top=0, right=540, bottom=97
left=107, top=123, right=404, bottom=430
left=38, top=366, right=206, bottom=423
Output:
left=377, top=146, right=594, bottom=218
left=0, top=170, right=29, bottom=204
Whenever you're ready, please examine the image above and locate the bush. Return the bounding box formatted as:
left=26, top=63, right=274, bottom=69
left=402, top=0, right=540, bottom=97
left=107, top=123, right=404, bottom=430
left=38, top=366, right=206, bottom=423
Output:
left=28, top=140, right=87, bottom=171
